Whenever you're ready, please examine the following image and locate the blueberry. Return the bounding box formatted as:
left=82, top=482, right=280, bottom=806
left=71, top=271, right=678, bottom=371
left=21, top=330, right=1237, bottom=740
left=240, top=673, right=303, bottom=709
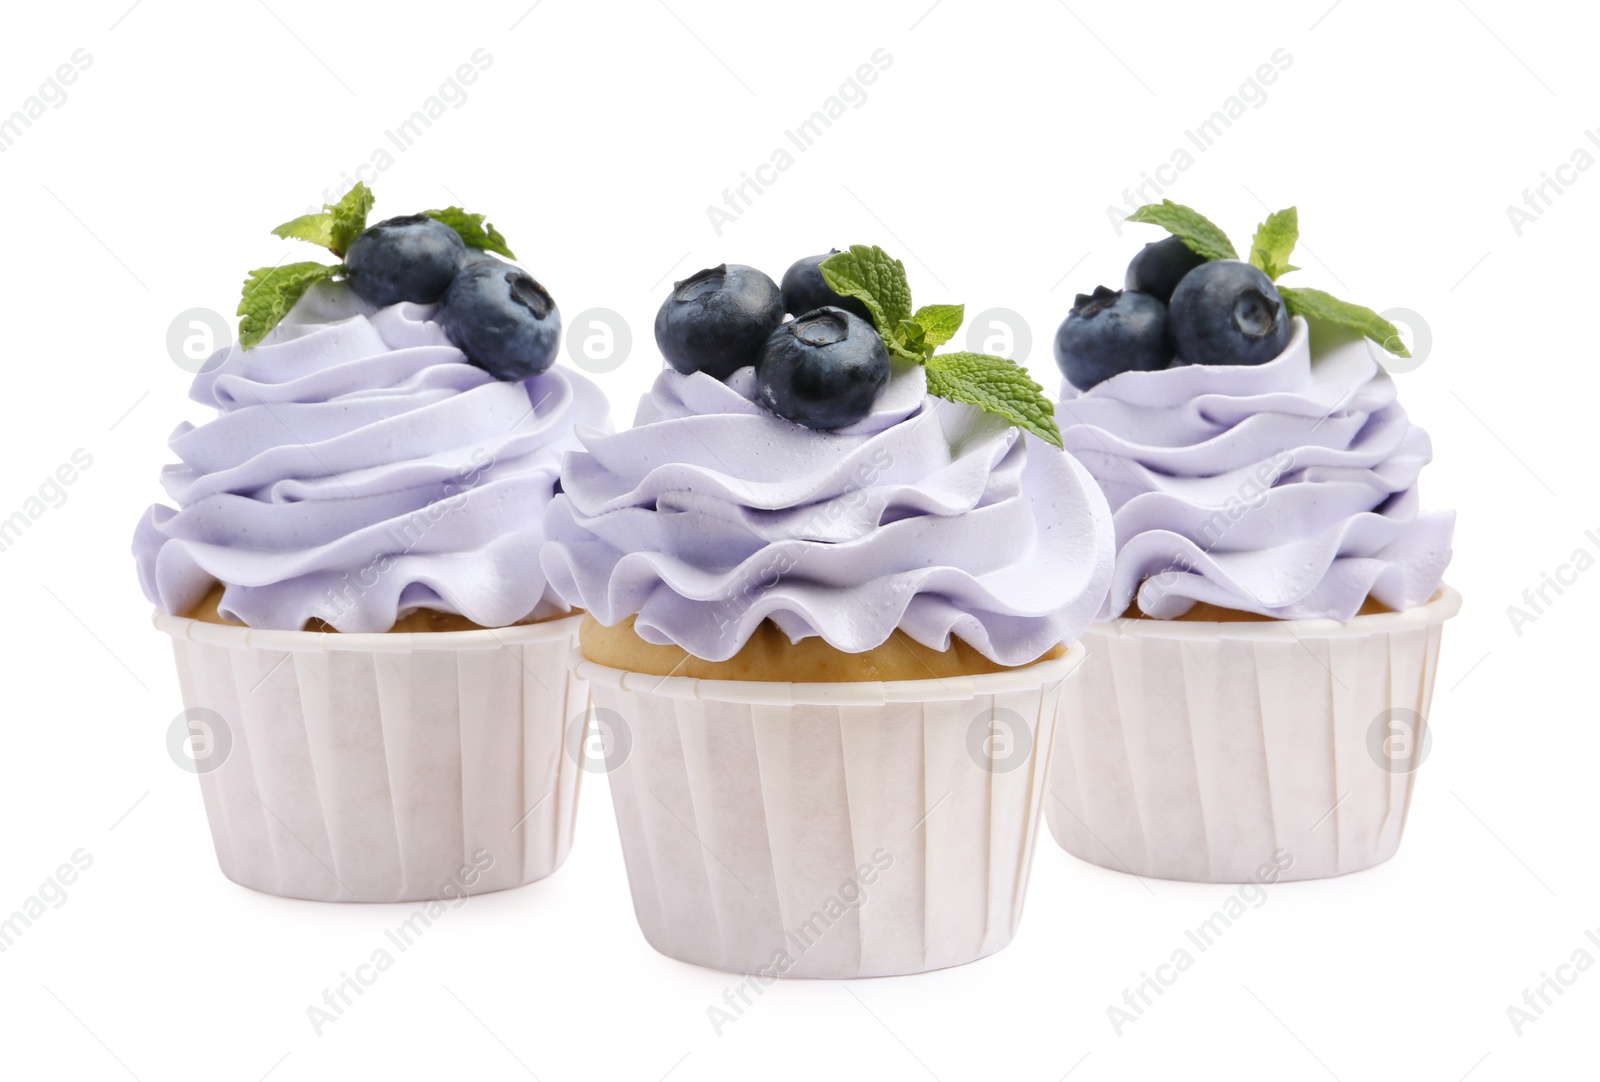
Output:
left=439, top=258, right=561, bottom=380
left=345, top=214, right=467, bottom=307
left=756, top=307, right=890, bottom=430
left=1167, top=260, right=1290, bottom=367
left=654, top=264, right=785, bottom=380
left=1053, top=286, right=1173, bottom=390
left=1125, top=235, right=1207, bottom=303
left=779, top=251, right=873, bottom=322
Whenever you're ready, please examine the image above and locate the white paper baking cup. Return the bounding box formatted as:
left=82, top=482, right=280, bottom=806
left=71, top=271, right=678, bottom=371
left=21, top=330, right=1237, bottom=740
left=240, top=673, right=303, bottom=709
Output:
left=574, top=646, right=1084, bottom=978
left=1046, top=587, right=1461, bottom=883
left=153, top=612, right=587, bottom=902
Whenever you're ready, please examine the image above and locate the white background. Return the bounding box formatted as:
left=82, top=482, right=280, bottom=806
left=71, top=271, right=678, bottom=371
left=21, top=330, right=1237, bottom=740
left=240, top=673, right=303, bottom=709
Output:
left=0, top=0, right=1593, bottom=1078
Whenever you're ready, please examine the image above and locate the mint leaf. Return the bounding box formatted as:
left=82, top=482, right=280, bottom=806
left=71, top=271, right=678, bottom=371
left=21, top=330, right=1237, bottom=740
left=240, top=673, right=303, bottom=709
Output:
left=270, top=212, right=336, bottom=250
left=1249, top=207, right=1300, bottom=280
left=237, top=262, right=342, bottom=349
left=924, top=352, right=1062, bottom=448
left=1126, top=200, right=1238, bottom=261
left=1280, top=286, right=1409, bottom=358
left=911, top=303, right=963, bottom=350
left=821, top=246, right=914, bottom=360
left=326, top=183, right=374, bottom=257
left=269, top=182, right=374, bottom=258
left=426, top=206, right=516, bottom=259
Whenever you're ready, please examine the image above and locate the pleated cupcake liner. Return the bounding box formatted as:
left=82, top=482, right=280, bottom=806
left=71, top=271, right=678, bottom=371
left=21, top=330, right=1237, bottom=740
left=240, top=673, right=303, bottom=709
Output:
left=154, top=612, right=587, bottom=902
left=1046, top=587, right=1461, bottom=883
left=575, top=647, right=1084, bottom=978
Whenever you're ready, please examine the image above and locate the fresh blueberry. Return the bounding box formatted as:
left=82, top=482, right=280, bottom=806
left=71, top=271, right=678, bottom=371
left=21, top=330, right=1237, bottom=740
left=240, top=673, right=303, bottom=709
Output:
left=1167, top=260, right=1290, bottom=367
left=1053, top=286, right=1173, bottom=390
left=1124, top=235, right=1207, bottom=303
left=345, top=214, right=467, bottom=307
left=439, top=258, right=561, bottom=380
left=756, top=307, right=890, bottom=430
left=654, top=264, right=785, bottom=380
left=779, top=251, right=873, bottom=322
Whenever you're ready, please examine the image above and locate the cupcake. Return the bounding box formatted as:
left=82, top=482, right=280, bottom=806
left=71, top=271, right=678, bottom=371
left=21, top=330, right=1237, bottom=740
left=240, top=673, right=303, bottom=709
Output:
left=1047, top=202, right=1458, bottom=883
left=134, top=185, right=609, bottom=901
left=542, top=247, right=1113, bottom=976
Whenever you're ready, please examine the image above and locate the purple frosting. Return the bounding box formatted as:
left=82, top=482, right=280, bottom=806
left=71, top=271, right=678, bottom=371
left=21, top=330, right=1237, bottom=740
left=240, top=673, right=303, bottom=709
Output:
left=133, top=282, right=610, bottom=631
left=541, top=363, right=1114, bottom=665
left=1057, top=318, right=1455, bottom=621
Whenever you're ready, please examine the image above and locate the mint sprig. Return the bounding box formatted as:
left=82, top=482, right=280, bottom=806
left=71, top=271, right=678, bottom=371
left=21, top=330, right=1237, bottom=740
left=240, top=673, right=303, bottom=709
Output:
left=238, top=263, right=342, bottom=348
left=1125, top=200, right=1238, bottom=261
left=237, top=184, right=521, bottom=350
left=425, top=207, right=516, bottom=259
left=1128, top=201, right=1409, bottom=359
left=821, top=247, right=1062, bottom=447
left=246, top=182, right=380, bottom=347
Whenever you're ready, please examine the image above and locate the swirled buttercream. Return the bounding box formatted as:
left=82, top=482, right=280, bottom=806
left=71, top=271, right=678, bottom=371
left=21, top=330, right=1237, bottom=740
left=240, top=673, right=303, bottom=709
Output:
left=541, top=363, right=1114, bottom=664
left=133, top=281, right=609, bottom=631
left=1056, top=317, right=1454, bottom=621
